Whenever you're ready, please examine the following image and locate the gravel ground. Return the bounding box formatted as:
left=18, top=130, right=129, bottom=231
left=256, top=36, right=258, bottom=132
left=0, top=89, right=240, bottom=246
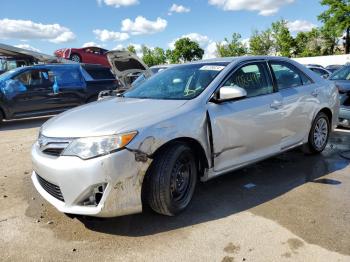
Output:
left=1, top=117, right=350, bottom=262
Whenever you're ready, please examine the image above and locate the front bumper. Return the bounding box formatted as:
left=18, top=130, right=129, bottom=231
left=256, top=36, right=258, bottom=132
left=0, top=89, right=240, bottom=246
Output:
left=31, top=143, right=151, bottom=217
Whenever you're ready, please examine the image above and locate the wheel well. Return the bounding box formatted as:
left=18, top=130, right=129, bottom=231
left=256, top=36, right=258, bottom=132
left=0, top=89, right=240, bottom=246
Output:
left=70, top=53, right=81, bottom=60
left=319, top=108, right=332, bottom=124
left=141, top=137, right=209, bottom=206
left=151, top=137, right=209, bottom=174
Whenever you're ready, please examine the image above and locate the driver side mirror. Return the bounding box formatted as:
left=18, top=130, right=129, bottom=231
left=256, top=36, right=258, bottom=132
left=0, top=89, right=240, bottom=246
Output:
left=212, top=86, right=247, bottom=103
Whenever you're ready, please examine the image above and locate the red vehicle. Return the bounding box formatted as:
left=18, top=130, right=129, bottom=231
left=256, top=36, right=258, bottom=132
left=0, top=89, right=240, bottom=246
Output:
left=54, top=47, right=110, bottom=67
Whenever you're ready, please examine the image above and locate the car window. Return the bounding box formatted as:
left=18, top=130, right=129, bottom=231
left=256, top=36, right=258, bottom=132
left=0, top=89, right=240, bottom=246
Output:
left=330, top=66, right=350, bottom=80
left=271, top=62, right=312, bottom=89
left=82, top=67, right=115, bottom=80
left=51, top=67, right=84, bottom=87
left=14, top=69, right=54, bottom=87
left=222, top=63, right=273, bottom=98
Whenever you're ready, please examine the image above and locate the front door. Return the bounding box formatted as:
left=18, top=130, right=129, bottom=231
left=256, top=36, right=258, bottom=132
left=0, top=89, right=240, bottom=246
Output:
left=208, top=61, right=284, bottom=172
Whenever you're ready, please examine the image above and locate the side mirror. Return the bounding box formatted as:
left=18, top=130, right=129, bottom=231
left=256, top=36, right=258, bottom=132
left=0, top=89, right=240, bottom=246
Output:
left=214, top=86, right=247, bottom=102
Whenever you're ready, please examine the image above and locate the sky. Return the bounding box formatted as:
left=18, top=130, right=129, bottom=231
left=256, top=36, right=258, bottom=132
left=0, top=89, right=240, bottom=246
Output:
left=0, top=0, right=326, bottom=58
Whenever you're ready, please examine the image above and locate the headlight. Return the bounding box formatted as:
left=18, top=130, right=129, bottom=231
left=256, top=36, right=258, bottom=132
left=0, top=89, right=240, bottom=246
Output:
left=62, top=131, right=137, bottom=159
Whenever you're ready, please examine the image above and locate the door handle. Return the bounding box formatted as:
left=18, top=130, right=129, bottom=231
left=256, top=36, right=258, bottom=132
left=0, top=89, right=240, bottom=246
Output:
left=270, top=101, right=283, bottom=110
left=311, top=89, right=319, bottom=97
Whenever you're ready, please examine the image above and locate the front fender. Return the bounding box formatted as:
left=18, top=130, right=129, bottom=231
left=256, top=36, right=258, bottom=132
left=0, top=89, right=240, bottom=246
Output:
left=126, top=108, right=211, bottom=164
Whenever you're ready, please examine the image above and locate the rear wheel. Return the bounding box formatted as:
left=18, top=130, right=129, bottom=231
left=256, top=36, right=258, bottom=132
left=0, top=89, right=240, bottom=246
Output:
left=70, top=54, right=81, bottom=63
left=145, top=143, right=197, bottom=216
left=303, top=112, right=330, bottom=154
left=0, top=111, right=3, bottom=125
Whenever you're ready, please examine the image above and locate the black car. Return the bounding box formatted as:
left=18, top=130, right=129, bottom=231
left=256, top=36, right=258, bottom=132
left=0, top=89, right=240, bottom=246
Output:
left=307, top=66, right=331, bottom=79
left=326, top=64, right=343, bottom=74
left=0, top=63, right=118, bottom=123
left=329, top=65, right=350, bottom=128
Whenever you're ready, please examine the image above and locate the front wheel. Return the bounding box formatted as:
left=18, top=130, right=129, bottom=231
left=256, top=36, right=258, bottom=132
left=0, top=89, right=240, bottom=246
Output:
left=303, top=112, right=330, bottom=154
left=70, top=54, right=81, bottom=63
left=145, top=143, right=197, bottom=216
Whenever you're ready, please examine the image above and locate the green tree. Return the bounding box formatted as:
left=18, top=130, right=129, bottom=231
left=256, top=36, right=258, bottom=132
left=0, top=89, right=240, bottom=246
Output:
left=141, top=46, right=167, bottom=67
left=319, top=0, right=350, bottom=54
left=168, top=37, right=204, bottom=63
left=127, top=45, right=136, bottom=54
left=249, top=29, right=274, bottom=55
left=295, top=28, right=323, bottom=57
left=216, top=33, right=248, bottom=57
left=271, top=19, right=294, bottom=57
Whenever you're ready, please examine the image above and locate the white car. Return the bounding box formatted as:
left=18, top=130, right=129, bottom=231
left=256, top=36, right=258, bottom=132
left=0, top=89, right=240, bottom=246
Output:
left=31, top=56, right=339, bottom=217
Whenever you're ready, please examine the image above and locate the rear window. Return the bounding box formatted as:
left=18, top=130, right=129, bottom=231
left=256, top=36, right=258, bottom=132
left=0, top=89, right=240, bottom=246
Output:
left=82, top=67, right=115, bottom=80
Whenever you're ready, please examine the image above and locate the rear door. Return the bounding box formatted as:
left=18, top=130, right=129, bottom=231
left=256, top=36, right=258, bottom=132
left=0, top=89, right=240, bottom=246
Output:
left=208, top=61, right=284, bottom=172
left=269, top=61, right=316, bottom=149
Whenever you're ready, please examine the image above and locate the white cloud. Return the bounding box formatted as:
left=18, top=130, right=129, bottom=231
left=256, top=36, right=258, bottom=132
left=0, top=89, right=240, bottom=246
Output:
left=208, top=0, right=295, bottom=16
left=203, top=41, right=218, bottom=59
left=14, top=44, right=41, bottom=52
left=93, top=29, right=129, bottom=42
left=169, top=4, right=191, bottom=14
left=82, top=42, right=103, bottom=48
left=0, top=19, right=76, bottom=43
left=169, top=33, right=210, bottom=49
left=121, top=16, right=167, bottom=35
left=287, top=20, right=316, bottom=33
left=97, top=0, right=139, bottom=8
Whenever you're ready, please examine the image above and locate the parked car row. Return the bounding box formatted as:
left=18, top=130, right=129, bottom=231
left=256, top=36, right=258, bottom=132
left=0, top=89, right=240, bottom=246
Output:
left=31, top=56, right=339, bottom=218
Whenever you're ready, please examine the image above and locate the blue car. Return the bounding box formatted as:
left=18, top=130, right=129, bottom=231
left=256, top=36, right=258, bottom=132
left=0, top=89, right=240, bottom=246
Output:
left=0, top=63, right=118, bottom=124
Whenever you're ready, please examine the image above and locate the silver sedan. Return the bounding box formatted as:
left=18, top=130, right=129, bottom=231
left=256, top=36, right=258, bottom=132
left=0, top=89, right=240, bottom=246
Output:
left=31, top=56, right=339, bottom=217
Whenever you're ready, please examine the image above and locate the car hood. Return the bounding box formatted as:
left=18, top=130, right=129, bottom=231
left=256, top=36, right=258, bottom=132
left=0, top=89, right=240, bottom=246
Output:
left=106, top=50, right=148, bottom=79
left=41, top=98, right=188, bottom=138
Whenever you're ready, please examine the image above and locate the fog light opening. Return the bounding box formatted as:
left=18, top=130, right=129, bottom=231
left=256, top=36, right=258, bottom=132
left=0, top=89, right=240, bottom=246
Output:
left=82, top=183, right=107, bottom=206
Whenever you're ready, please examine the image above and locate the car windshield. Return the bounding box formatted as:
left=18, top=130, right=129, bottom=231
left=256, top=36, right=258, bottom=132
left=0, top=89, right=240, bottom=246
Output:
left=330, top=66, right=350, bottom=80
left=124, top=63, right=227, bottom=100
left=0, top=68, right=21, bottom=80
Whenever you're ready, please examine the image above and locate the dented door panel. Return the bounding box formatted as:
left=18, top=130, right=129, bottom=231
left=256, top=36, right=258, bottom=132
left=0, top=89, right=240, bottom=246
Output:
left=207, top=93, right=284, bottom=172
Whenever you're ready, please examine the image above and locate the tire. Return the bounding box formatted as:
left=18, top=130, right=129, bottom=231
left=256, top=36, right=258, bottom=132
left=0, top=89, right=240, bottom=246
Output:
left=145, top=143, right=197, bottom=216
left=87, top=95, right=98, bottom=103
left=70, top=54, right=81, bottom=63
left=0, top=110, right=3, bottom=125
left=302, top=112, right=330, bottom=154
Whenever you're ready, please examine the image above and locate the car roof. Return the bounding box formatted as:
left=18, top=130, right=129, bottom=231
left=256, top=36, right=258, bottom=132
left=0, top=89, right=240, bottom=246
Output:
left=15, top=63, right=109, bottom=70
left=179, top=56, right=291, bottom=66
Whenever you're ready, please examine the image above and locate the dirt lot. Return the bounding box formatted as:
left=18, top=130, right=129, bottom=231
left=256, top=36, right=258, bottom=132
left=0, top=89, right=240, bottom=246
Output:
left=1, top=117, right=350, bottom=262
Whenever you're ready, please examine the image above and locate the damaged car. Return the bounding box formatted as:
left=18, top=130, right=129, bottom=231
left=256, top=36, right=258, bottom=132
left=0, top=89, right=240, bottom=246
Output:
left=98, top=50, right=149, bottom=99
left=31, top=56, right=339, bottom=217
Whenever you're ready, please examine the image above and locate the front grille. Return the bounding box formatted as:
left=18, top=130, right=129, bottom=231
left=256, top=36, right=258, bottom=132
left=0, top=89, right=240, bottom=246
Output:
left=42, top=148, right=65, bottom=156
left=38, top=134, right=72, bottom=157
left=37, top=175, right=65, bottom=202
